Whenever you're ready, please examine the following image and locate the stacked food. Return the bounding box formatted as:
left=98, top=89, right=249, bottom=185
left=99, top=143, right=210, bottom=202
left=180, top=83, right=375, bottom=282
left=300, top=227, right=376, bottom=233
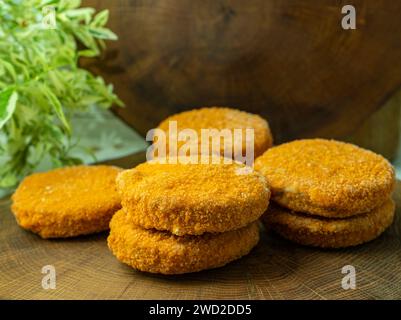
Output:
left=255, top=139, right=395, bottom=248
left=108, top=158, right=270, bottom=274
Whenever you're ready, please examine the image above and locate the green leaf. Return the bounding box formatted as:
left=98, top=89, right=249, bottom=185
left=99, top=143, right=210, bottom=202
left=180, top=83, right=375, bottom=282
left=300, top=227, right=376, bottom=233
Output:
left=39, top=85, right=71, bottom=133
left=47, top=70, right=65, bottom=94
left=63, top=8, right=95, bottom=23
left=0, top=59, right=17, bottom=82
left=78, top=49, right=99, bottom=58
left=71, top=26, right=99, bottom=52
left=92, top=9, right=109, bottom=27
left=58, top=0, right=82, bottom=11
left=88, top=27, right=118, bottom=40
left=0, top=89, right=18, bottom=130
left=0, top=171, right=19, bottom=188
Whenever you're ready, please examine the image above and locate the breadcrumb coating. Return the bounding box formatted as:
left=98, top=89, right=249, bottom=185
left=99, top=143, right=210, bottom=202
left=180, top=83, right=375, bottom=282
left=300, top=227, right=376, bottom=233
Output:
left=108, top=210, right=260, bottom=274
left=262, top=199, right=395, bottom=248
left=157, top=107, right=273, bottom=159
left=254, top=139, right=395, bottom=217
left=11, top=165, right=122, bottom=238
left=117, top=159, right=270, bottom=235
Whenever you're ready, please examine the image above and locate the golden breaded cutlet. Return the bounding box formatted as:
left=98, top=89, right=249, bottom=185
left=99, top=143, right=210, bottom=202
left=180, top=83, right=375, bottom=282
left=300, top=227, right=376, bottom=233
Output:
left=255, top=139, right=395, bottom=218
left=108, top=210, right=260, bottom=274
left=11, top=165, right=122, bottom=238
left=157, top=107, right=273, bottom=159
left=116, top=158, right=270, bottom=235
left=262, top=199, right=395, bottom=248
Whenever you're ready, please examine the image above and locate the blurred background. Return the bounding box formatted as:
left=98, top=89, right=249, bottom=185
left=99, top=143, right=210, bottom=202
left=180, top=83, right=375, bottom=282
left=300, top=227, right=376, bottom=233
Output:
left=80, top=0, right=401, bottom=175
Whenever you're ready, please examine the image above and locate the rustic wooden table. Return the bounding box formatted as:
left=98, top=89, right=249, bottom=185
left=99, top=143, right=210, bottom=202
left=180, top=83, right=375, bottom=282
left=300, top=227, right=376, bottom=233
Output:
left=1, top=154, right=400, bottom=299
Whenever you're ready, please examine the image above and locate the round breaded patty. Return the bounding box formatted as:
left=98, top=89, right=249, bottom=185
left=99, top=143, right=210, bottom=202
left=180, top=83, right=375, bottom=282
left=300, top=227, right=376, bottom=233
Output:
left=11, top=165, right=122, bottom=238
left=262, top=199, right=395, bottom=248
left=254, top=139, right=395, bottom=218
left=117, top=159, right=270, bottom=235
left=157, top=107, right=273, bottom=159
left=108, top=210, right=260, bottom=274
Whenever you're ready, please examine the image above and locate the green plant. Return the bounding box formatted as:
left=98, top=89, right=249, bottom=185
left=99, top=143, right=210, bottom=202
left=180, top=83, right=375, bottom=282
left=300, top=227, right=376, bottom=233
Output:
left=0, top=0, right=123, bottom=188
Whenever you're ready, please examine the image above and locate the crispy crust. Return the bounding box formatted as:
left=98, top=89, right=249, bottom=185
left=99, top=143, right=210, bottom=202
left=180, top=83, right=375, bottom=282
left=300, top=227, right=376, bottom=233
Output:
left=157, top=107, right=273, bottom=159
left=11, top=165, right=122, bottom=238
left=108, top=210, right=260, bottom=274
left=117, top=160, right=270, bottom=235
left=262, top=199, right=395, bottom=248
left=254, top=139, right=395, bottom=217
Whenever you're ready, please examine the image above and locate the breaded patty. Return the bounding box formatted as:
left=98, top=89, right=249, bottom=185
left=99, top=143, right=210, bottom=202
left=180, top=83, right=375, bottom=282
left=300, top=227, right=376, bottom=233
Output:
left=262, top=199, right=395, bottom=248
left=11, top=165, right=122, bottom=238
left=108, top=210, right=260, bottom=274
left=157, top=107, right=273, bottom=159
left=254, top=139, right=395, bottom=218
left=117, top=159, right=270, bottom=235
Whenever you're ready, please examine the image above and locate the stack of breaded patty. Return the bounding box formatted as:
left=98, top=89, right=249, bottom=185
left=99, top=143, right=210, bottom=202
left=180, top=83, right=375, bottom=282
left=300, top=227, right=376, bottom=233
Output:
left=108, top=157, right=271, bottom=274
left=255, top=139, right=395, bottom=248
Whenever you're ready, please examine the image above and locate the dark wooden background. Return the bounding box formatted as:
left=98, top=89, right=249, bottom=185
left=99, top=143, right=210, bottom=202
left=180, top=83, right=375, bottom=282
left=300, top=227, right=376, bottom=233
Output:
left=82, top=0, right=401, bottom=151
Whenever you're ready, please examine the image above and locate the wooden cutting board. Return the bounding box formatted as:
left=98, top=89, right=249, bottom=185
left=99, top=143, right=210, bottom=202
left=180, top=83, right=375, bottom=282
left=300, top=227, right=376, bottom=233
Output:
left=1, top=154, right=400, bottom=300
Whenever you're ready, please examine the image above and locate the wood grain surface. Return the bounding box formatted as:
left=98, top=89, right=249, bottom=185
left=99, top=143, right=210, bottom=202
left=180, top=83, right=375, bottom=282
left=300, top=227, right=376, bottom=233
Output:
left=82, top=0, right=401, bottom=144
left=0, top=154, right=400, bottom=300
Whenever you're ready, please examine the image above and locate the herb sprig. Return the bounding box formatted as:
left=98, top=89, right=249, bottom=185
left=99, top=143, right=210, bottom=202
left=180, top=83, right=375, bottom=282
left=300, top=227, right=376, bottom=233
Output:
left=0, top=0, right=123, bottom=188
